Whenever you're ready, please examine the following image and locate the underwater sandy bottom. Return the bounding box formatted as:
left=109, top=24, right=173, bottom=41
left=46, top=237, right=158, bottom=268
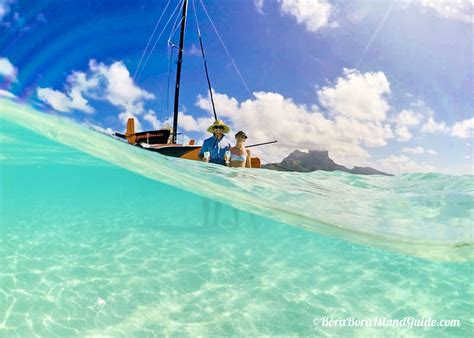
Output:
left=1, top=164, right=473, bottom=337
left=1, top=99, right=473, bottom=336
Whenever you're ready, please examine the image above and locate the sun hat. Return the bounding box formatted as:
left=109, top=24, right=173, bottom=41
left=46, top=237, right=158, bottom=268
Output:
left=235, top=131, right=248, bottom=139
left=207, top=120, right=230, bottom=134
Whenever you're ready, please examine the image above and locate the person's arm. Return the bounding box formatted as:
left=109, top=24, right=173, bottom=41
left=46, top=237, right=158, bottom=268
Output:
left=246, top=149, right=251, bottom=168
left=198, top=139, right=209, bottom=161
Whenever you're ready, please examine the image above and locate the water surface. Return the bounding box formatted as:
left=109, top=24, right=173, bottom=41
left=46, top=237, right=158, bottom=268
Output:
left=1, top=98, right=473, bottom=336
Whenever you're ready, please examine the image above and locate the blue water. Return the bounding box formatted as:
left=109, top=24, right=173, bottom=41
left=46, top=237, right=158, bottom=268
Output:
left=1, top=98, right=473, bottom=336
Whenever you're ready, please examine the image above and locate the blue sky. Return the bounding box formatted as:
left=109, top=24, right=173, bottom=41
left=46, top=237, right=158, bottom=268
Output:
left=0, top=0, right=473, bottom=174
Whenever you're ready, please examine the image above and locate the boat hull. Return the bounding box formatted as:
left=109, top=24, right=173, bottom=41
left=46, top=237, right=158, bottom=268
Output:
left=142, top=144, right=260, bottom=167
left=150, top=145, right=201, bottom=160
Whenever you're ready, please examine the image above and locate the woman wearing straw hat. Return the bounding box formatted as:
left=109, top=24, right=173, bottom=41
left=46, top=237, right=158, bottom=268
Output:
left=198, top=120, right=233, bottom=165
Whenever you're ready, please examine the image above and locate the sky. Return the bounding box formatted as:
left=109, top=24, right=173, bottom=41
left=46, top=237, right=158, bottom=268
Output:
left=0, top=0, right=473, bottom=174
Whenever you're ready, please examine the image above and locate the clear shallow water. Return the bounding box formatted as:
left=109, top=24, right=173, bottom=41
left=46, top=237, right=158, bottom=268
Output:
left=0, top=98, right=473, bottom=336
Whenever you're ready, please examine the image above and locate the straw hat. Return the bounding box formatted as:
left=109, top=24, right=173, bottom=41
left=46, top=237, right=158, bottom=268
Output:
left=207, top=119, right=230, bottom=134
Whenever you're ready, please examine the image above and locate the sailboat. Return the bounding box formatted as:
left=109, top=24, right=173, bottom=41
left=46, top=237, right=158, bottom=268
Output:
left=114, top=0, right=267, bottom=168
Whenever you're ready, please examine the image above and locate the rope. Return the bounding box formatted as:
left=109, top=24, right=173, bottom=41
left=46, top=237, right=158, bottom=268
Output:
left=168, top=16, right=185, bottom=43
left=164, top=1, right=184, bottom=118
left=139, top=1, right=183, bottom=121
left=133, top=0, right=172, bottom=80
left=155, top=52, right=172, bottom=118
left=166, top=44, right=176, bottom=118
left=135, top=0, right=184, bottom=80
left=198, top=0, right=277, bottom=142
left=192, top=0, right=218, bottom=121
left=167, top=0, right=185, bottom=45
left=199, top=0, right=253, bottom=98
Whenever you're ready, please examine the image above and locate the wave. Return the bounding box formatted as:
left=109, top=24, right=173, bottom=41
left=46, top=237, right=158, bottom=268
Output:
left=1, top=98, right=473, bottom=262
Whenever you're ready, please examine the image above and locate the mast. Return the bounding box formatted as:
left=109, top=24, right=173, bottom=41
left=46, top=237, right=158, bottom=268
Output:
left=172, top=0, right=188, bottom=144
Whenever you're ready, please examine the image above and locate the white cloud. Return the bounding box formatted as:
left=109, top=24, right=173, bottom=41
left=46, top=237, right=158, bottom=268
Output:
left=396, top=109, right=422, bottom=127
left=192, top=70, right=394, bottom=167
left=0, top=89, right=15, bottom=98
left=190, top=71, right=465, bottom=171
left=36, top=60, right=154, bottom=128
left=331, top=115, right=393, bottom=148
left=376, top=154, right=436, bottom=174
left=0, top=0, right=13, bottom=22
left=0, top=5, right=6, bottom=20
left=143, top=110, right=164, bottom=129
left=406, top=101, right=472, bottom=140
left=37, top=87, right=92, bottom=113
left=37, top=71, right=96, bottom=114
left=186, top=68, right=396, bottom=166
left=402, top=101, right=474, bottom=142
left=36, top=13, right=46, bottom=24
left=118, top=112, right=143, bottom=132
left=451, top=117, right=474, bottom=139
left=404, top=0, right=474, bottom=24
left=88, top=60, right=154, bottom=116
left=402, top=146, right=424, bottom=154
left=400, top=146, right=436, bottom=156
left=395, top=126, right=412, bottom=142
left=254, top=0, right=265, bottom=14
left=393, top=105, right=429, bottom=142
left=392, top=104, right=429, bottom=142
left=0, top=56, right=17, bottom=81
left=280, top=0, right=337, bottom=32
left=420, top=116, right=449, bottom=134
left=317, top=68, right=391, bottom=122
left=188, top=43, right=201, bottom=56
left=196, top=91, right=239, bottom=118
left=178, top=111, right=214, bottom=133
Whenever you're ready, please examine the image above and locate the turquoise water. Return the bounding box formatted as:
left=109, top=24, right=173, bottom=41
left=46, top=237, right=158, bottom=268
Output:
left=0, top=98, right=473, bottom=336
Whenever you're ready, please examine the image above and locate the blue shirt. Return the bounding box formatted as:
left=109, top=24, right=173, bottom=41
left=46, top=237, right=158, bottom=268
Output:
left=199, top=135, right=232, bottom=165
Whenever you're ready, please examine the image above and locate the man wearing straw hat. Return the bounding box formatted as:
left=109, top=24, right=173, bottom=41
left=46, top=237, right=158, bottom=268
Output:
left=198, top=120, right=232, bottom=165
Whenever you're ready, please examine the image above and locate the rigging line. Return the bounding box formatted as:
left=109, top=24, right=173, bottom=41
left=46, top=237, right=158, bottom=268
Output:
left=156, top=39, right=170, bottom=116
left=167, top=3, right=185, bottom=48
left=156, top=58, right=171, bottom=117
left=133, top=0, right=172, bottom=80
left=199, top=0, right=278, bottom=142
left=136, top=0, right=184, bottom=80
left=192, top=0, right=218, bottom=121
left=168, top=16, right=185, bottom=43
left=137, top=0, right=183, bottom=79
left=153, top=35, right=176, bottom=118
left=160, top=1, right=181, bottom=119
left=166, top=45, right=176, bottom=119
left=155, top=37, right=176, bottom=121
left=198, top=0, right=253, bottom=99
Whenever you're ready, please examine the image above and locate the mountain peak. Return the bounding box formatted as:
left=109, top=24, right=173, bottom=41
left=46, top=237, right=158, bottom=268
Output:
left=262, top=150, right=392, bottom=176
